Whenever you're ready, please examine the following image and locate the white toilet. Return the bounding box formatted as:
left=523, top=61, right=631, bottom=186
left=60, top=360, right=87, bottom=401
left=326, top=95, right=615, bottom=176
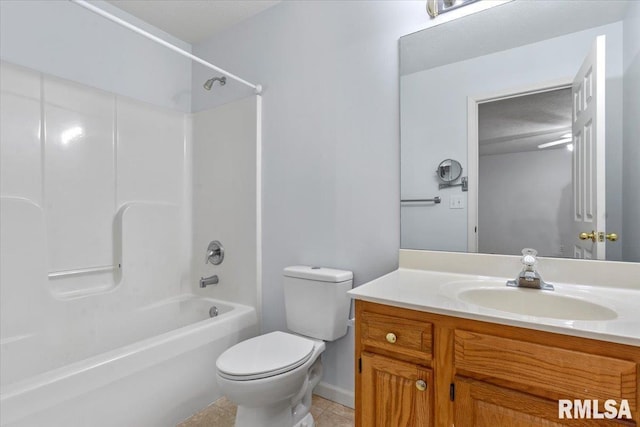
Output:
left=216, top=266, right=353, bottom=427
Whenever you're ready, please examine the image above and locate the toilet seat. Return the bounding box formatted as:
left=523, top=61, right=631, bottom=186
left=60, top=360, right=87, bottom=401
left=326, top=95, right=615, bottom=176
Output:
left=216, top=331, right=316, bottom=381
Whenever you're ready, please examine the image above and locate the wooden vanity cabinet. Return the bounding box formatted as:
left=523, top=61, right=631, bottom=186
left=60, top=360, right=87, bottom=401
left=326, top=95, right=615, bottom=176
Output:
left=454, top=377, right=613, bottom=427
left=361, top=352, right=433, bottom=426
left=357, top=309, right=435, bottom=426
left=355, top=300, right=640, bottom=427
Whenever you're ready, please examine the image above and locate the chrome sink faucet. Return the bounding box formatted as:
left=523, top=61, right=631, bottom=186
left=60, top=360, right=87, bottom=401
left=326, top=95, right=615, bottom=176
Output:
left=506, top=248, right=554, bottom=291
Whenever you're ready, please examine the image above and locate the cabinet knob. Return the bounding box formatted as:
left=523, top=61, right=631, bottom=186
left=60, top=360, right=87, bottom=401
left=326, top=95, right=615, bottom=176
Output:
left=415, top=380, right=427, bottom=391
left=385, top=332, right=397, bottom=343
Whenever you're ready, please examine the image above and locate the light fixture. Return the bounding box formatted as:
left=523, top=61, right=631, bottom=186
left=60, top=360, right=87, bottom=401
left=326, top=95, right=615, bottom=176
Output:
left=427, top=0, right=480, bottom=18
left=537, top=137, right=572, bottom=149
left=567, top=143, right=574, bottom=152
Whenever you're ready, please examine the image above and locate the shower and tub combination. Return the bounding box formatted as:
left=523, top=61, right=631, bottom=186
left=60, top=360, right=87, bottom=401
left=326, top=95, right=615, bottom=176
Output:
left=0, top=1, right=262, bottom=426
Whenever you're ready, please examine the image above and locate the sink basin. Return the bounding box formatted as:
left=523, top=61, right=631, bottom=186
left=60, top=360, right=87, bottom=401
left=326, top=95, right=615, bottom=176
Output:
left=458, top=287, right=618, bottom=321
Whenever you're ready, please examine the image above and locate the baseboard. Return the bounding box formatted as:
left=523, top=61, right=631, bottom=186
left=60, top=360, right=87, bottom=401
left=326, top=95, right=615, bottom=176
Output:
left=313, top=381, right=354, bottom=409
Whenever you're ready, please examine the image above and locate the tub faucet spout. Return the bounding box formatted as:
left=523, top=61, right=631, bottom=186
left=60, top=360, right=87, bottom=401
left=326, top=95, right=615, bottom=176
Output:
left=200, top=275, right=219, bottom=288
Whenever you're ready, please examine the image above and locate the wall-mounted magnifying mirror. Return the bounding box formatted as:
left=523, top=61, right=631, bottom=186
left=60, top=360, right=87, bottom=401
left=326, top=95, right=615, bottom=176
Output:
left=437, top=159, right=462, bottom=183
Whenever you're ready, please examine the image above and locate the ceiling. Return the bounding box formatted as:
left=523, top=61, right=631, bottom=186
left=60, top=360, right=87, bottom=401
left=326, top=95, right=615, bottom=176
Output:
left=478, top=88, right=572, bottom=156
left=401, top=0, right=629, bottom=76
left=107, top=0, right=281, bottom=44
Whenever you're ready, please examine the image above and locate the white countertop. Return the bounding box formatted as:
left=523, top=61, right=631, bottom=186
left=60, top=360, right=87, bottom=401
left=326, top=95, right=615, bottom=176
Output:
left=348, top=268, right=640, bottom=347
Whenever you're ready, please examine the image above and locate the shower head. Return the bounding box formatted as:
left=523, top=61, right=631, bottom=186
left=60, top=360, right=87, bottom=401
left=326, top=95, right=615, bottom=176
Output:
left=203, top=76, right=227, bottom=90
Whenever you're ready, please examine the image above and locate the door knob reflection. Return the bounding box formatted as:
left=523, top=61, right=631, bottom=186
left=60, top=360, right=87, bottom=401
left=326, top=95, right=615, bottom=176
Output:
left=579, top=231, right=596, bottom=242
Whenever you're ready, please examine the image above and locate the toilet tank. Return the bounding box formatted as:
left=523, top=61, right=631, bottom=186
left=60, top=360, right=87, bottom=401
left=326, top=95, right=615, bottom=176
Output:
left=283, top=266, right=353, bottom=341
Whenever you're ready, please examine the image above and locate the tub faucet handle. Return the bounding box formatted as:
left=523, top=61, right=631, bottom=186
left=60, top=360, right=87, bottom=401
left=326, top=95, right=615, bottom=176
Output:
left=205, top=240, right=224, bottom=265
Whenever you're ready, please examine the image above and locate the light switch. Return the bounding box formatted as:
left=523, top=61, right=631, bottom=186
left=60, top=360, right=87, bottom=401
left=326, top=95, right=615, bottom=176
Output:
left=450, top=195, right=465, bottom=209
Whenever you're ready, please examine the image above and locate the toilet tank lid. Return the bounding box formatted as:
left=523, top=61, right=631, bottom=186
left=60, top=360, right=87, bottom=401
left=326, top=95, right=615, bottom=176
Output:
left=283, top=266, right=353, bottom=283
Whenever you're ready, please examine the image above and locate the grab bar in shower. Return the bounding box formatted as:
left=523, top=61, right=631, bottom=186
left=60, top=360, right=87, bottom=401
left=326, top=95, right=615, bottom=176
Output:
left=401, top=197, right=441, bottom=204
left=48, top=264, right=120, bottom=279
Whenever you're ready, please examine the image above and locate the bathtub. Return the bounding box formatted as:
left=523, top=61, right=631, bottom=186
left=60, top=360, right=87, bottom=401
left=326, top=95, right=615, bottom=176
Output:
left=0, top=295, right=258, bottom=427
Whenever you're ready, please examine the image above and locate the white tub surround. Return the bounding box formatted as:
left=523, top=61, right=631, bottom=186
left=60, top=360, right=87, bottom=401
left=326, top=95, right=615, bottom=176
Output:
left=192, top=97, right=260, bottom=310
left=349, top=250, right=640, bottom=346
left=0, top=61, right=262, bottom=427
left=0, top=61, right=189, bottom=299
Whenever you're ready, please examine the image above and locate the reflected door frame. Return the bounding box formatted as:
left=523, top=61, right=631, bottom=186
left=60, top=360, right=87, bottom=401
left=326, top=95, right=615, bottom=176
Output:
left=466, top=79, right=572, bottom=253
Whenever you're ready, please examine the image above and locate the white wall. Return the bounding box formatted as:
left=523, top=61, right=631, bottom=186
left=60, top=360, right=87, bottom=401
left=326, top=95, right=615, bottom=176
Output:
left=622, top=0, right=640, bottom=262
left=0, top=0, right=192, bottom=112
left=401, top=22, right=624, bottom=260
left=479, top=149, right=572, bottom=257
left=192, top=96, right=259, bottom=309
left=191, top=1, right=436, bottom=403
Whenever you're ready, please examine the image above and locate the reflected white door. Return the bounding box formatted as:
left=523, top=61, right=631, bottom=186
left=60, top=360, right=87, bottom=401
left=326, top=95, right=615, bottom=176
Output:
left=571, top=35, right=606, bottom=260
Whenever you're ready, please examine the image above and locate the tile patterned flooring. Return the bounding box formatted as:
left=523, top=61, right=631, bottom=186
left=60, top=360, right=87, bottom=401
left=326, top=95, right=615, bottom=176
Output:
left=178, top=394, right=354, bottom=427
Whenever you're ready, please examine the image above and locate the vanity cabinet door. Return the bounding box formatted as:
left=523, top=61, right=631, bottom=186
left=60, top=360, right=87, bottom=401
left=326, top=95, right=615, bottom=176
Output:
left=361, top=352, right=433, bottom=427
left=454, top=329, right=637, bottom=409
left=454, top=377, right=633, bottom=427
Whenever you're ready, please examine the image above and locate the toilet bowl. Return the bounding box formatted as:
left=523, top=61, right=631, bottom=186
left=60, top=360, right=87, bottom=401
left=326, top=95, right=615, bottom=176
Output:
left=215, top=266, right=353, bottom=427
left=216, top=331, right=325, bottom=427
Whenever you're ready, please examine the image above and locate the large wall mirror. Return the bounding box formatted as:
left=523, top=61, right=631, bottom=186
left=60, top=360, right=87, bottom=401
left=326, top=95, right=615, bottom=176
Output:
left=400, top=0, right=640, bottom=262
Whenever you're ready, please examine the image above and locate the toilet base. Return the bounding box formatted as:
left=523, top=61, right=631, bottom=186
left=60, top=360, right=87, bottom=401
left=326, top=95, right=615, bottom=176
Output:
left=235, top=406, right=315, bottom=427
left=235, top=400, right=293, bottom=427
left=231, top=357, right=322, bottom=427
left=294, top=413, right=315, bottom=427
